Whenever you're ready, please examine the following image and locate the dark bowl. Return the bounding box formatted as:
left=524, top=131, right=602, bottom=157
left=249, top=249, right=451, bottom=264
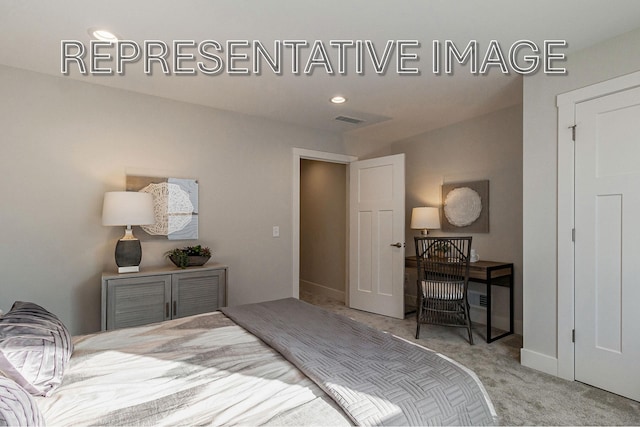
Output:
left=169, top=255, right=211, bottom=268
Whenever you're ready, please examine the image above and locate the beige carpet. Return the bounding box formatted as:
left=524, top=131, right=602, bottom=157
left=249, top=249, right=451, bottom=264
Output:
left=301, top=292, right=640, bottom=426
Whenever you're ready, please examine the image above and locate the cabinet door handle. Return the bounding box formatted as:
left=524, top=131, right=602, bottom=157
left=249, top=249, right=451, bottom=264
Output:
left=165, top=302, right=170, bottom=318
left=173, top=301, right=177, bottom=317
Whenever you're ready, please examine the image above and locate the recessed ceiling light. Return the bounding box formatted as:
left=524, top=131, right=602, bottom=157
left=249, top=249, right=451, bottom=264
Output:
left=88, top=28, right=119, bottom=42
left=330, top=96, right=347, bottom=104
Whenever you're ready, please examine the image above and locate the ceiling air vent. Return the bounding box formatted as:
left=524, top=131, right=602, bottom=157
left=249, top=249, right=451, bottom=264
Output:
left=335, top=115, right=365, bottom=125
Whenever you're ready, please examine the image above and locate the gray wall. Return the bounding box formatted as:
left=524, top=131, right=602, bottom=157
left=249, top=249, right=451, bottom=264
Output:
left=391, top=105, right=523, bottom=333
left=0, top=65, right=345, bottom=335
left=522, top=27, right=640, bottom=368
left=299, top=160, right=347, bottom=300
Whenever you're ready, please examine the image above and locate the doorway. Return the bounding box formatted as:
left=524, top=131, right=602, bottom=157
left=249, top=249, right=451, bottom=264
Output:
left=299, top=159, right=347, bottom=301
left=291, top=148, right=357, bottom=300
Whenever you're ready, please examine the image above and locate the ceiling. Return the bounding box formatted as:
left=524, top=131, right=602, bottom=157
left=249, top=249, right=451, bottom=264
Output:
left=2, top=0, right=640, bottom=144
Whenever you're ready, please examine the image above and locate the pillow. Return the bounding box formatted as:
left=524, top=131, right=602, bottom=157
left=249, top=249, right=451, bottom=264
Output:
left=0, top=376, right=44, bottom=426
left=0, top=301, right=73, bottom=396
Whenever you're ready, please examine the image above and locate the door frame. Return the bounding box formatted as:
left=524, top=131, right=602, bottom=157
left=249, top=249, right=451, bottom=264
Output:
left=292, top=148, right=357, bottom=299
left=556, top=70, right=640, bottom=381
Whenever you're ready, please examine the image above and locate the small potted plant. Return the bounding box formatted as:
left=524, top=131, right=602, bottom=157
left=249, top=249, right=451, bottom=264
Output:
left=166, top=245, right=212, bottom=269
left=430, top=241, right=450, bottom=258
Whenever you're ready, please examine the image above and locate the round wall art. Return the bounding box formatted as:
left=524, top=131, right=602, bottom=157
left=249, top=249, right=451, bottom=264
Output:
left=443, top=186, right=482, bottom=227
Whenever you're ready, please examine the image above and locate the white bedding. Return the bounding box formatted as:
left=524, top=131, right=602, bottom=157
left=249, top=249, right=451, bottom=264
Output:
left=35, top=312, right=351, bottom=426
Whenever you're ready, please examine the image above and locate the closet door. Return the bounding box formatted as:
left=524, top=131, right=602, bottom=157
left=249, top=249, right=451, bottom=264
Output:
left=574, top=85, right=640, bottom=402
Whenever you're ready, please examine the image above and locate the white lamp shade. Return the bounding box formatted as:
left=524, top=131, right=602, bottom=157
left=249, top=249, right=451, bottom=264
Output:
left=410, top=207, right=441, bottom=230
left=102, top=191, right=155, bottom=226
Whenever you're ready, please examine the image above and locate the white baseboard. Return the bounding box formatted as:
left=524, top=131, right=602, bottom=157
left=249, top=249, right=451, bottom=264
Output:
left=300, top=280, right=345, bottom=303
left=521, top=348, right=558, bottom=376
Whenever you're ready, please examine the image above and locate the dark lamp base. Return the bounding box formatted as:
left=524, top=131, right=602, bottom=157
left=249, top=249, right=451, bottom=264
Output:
left=115, top=239, right=142, bottom=273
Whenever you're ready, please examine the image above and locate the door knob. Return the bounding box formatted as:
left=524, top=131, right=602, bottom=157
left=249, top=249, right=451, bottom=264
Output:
left=390, top=242, right=403, bottom=248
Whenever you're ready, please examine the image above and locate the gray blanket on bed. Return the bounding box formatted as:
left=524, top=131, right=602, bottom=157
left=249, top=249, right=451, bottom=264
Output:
left=222, top=298, right=497, bottom=426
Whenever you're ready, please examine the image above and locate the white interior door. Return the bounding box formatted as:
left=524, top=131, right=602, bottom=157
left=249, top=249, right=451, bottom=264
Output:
left=349, top=154, right=405, bottom=319
left=574, top=86, right=640, bottom=401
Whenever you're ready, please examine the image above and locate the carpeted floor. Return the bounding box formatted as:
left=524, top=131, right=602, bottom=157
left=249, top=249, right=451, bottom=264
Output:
left=301, top=292, right=640, bottom=426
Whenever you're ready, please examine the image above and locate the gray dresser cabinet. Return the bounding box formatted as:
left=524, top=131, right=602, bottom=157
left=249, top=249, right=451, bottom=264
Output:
left=101, top=264, right=227, bottom=331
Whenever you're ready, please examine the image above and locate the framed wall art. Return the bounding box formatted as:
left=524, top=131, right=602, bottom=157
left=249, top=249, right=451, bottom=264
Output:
left=441, top=180, right=489, bottom=233
left=126, top=175, right=199, bottom=240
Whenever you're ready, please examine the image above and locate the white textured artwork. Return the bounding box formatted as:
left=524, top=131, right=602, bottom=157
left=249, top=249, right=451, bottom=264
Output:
left=127, top=176, right=199, bottom=240
left=140, top=182, right=193, bottom=235
left=444, top=187, right=482, bottom=227
left=441, top=180, right=489, bottom=233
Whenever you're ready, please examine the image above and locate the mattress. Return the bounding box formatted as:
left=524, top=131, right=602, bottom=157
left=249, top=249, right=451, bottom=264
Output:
left=35, top=311, right=352, bottom=426
left=34, top=299, right=497, bottom=426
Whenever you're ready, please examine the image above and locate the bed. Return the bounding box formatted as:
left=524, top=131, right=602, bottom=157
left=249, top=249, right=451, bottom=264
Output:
left=1, top=298, right=497, bottom=426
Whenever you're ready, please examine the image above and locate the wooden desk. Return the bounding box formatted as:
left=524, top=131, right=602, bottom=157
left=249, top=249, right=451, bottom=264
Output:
left=405, top=257, right=514, bottom=343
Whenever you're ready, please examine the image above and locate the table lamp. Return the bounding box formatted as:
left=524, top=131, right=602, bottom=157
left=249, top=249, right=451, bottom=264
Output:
left=102, top=191, right=155, bottom=273
left=410, top=207, right=441, bottom=235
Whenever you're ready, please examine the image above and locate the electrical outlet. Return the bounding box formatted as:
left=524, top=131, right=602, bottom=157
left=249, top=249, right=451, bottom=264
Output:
left=272, top=226, right=280, bottom=237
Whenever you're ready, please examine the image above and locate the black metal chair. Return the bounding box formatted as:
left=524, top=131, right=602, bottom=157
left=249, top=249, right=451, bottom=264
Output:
left=414, top=236, right=474, bottom=344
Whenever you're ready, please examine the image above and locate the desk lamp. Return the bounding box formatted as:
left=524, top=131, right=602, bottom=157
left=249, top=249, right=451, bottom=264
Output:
left=410, top=207, right=441, bottom=235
